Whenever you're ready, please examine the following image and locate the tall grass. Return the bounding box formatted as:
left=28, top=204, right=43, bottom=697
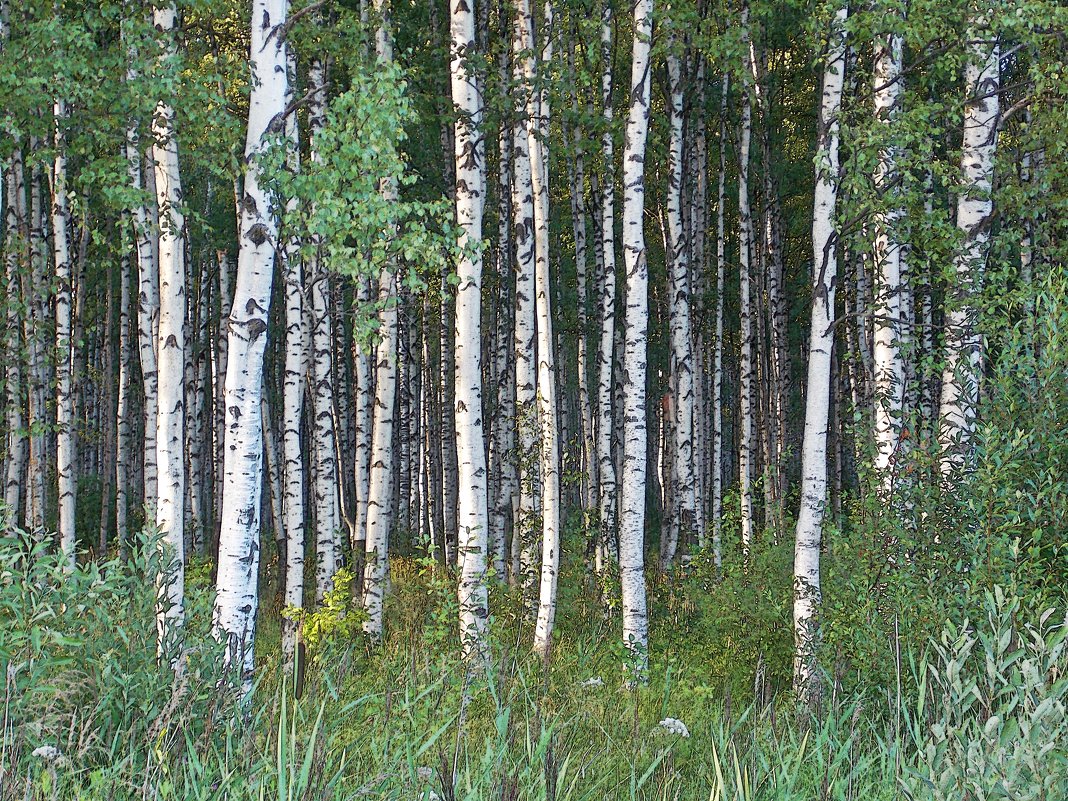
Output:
left=1, top=532, right=1065, bottom=800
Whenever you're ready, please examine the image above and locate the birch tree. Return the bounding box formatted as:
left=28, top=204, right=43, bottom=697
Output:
left=594, top=0, right=617, bottom=575
left=512, top=0, right=538, bottom=598
left=213, top=0, right=288, bottom=687
left=52, top=99, right=76, bottom=565
left=663, top=33, right=695, bottom=569
left=363, top=0, right=400, bottom=641
left=737, top=3, right=755, bottom=560
left=619, top=0, right=653, bottom=677
left=451, top=0, right=490, bottom=659
left=872, top=23, right=905, bottom=493
left=526, top=0, right=562, bottom=660
left=794, top=1, right=847, bottom=706
left=711, top=74, right=728, bottom=569
left=151, top=1, right=187, bottom=648
left=938, top=20, right=999, bottom=473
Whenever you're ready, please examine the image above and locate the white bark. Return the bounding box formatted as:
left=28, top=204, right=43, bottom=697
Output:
left=527, top=0, right=561, bottom=660
left=363, top=0, right=399, bottom=641
left=938, top=28, right=998, bottom=473
left=872, top=30, right=905, bottom=493
left=151, top=2, right=187, bottom=650
left=511, top=1, right=539, bottom=600
left=280, top=58, right=306, bottom=668
left=51, top=100, right=76, bottom=565
left=213, top=0, right=287, bottom=688
left=711, top=74, right=728, bottom=570
left=664, top=43, right=695, bottom=569
left=794, top=3, right=847, bottom=705
left=451, top=0, right=489, bottom=659
left=619, top=0, right=653, bottom=676
left=306, top=56, right=340, bottom=603
left=4, top=149, right=25, bottom=517
left=595, top=0, right=618, bottom=574
left=26, top=159, right=47, bottom=533
left=738, top=4, right=755, bottom=561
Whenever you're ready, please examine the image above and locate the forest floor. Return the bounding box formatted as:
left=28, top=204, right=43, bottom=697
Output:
left=3, top=532, right=1065, bottom=800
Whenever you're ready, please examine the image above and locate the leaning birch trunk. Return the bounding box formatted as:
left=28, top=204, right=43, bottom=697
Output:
left=511, top=2, right=539, bottom=602
left=363, top=0, right=399, bottom=641
left=872, top=29, right=905, bottom=495
left=938, top=26, right=998, bottom=473
left=213, top=0, right=287, bottom=689
left=737, top=3, right=755, bottom=561
left=595, top=0, right=618, bottom=575
left=794, top=2, right=847, bottom=707
left=527, top=0, right=561, bottom=660
left=711, top=75, right=729, bottom=570
left=52, top=99, right=76, bottom=566
left=151, top=1, right=187, bottom=652
left=664, top=43, right=695, bottom=569
left=451, top=0, right=490, bottom=659
left=619, top=0, right=653, bottom=677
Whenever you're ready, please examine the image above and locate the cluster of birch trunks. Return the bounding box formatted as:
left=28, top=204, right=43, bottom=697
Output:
left=0, top=0, right=1043, bottom=700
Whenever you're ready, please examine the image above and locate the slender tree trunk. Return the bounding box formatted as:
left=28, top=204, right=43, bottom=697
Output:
left=512, top=0, right=539, bottom=603
left=363, top=0, right=399, bottom=641
left=938, top=25, right=998, bottom=472
left=4, top=148, right=25, bottom=518
left=213, top=0, right=287, bottom=688
left=738, top=4, right=756, bottom=560
left=26, top=159, right=47, bottom=533
left=306, top=56, right=340, bottom=602
left=794, top=3, right=847, bottom=707
left=151, top=2, right=187, bottom=651
left=526, top=0, right=561, bottom=660
left=52, top=99, right=76, bottom=565
left=451, top=0, right=490, bottom=659
left=595, top=0, right=618, bottom=575
left=280, top=60, right=306, bottom=667
left=619, top=0, right=654, bottom=677
left=664, top=43, right=695, bottom=569
left=711, top=75, right=728, bottom=570
left=872, top=29, right=906, bottom=494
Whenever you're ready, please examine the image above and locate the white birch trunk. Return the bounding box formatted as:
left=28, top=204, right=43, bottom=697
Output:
left=794, top=3, right=847, bottom=705
left=363, top=0, right=399, bottom=641
left=4, top=149, right=25, bottom=517
left=26, top=160, right=47, bottom=533
left=664, top=44, right=695, bottom=569
left=738, top=5, right=755, bottom=561
left=116, top=246, right=132, bottom=557
left=872, top=30, right=905, bottom=493
left=52, top=99, right=76, bottom=566
left=512, top=1, right=539, bottom=602
left=595, top=0, right=618, bottom=574
left=451, top=0, right=490, bottom=658
left=527, top=0, right=561, bottom=660
left=711, top=75, right=728, bottom=570
left=213, top=0, right=287, bottom=688
left=619, top=0, right=653, bottom=676
left=151, top=2, right=187, bottom=650
left=280, top=52, right=306, bottom=666
left=938, top=28, right=998, bottom=473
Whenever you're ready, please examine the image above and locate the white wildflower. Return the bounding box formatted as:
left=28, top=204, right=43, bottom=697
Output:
left=581, top=676, right=604, bottom=687
left=657, top=718, right=690, bottom=738
left=31, top=745, right=63, bottom=762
